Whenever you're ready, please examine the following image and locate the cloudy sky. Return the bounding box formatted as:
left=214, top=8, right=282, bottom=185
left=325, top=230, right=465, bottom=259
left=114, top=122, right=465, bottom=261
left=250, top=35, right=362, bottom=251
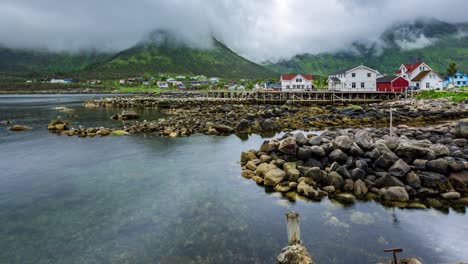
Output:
left=1, top=0, right=467, bottom=61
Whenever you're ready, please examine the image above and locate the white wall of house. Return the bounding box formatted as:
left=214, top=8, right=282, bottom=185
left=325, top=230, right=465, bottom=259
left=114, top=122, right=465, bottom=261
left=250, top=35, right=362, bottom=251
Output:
left=411, top=72, right=443, bottom=90
left=328, top=66, right=378, bottom=91
left=281, top=75, right=312, bottom=91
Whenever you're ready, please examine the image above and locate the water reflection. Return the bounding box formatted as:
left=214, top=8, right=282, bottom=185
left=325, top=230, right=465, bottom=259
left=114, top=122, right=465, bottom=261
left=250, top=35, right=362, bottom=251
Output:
left=0, top=95, right=467, bottom=263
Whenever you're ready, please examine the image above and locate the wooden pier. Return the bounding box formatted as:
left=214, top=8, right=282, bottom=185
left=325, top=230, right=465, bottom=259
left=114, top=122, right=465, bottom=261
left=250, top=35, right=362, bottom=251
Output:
left=204, top=91, right=404, bottom=104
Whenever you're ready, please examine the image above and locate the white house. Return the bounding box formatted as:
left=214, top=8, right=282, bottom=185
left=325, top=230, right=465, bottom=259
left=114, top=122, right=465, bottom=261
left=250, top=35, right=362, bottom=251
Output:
left=157, top=81, right=169, bottom=88
left=395, top=61, right=443, bottom=90
left=328, top=65, right=381, bottom=91
left=280, top=74, right=313, bottom=91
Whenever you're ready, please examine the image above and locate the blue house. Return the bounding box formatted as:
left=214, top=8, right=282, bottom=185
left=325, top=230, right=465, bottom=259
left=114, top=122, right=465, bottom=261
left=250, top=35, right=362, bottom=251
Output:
left=444, top=72, right=468, bottom=88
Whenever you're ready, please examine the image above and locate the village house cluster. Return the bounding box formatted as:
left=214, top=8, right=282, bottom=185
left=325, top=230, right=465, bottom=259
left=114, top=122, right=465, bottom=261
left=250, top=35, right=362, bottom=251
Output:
left=275, top=61, right=457, bottom=92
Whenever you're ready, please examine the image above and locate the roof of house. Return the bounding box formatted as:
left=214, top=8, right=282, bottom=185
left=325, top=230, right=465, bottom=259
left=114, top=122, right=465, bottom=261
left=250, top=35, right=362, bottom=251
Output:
left=281, top=74, right=313, bottom=80
left=411, top=70, right=431, bottom=82
left=377, top=75, right=398, bottom=83
left=330, top=65, right=378, bottom=76
left=400, top=61, right=424, bottom=74
left=329, top=77, right=341, bottom=82
left=330, top=66, right=357, bottom=75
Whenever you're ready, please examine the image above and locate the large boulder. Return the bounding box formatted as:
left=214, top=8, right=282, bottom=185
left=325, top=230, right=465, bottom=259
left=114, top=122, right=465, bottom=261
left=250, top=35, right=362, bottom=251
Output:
left=381, top=186, right=409, bottom=202
left=310, top=146, right=325, bottom=157
left=394, top=143, right=435, bottom=163
left=353, top=179, right=368, bottom=198
left=454, top=118, right=468, bottom=138
left=256, top=163, right=278, bottom=177
left=388, top=159, right=411, bottom=177
left=333, top=136, right=353, bottom=151
left=355, top=130, right=373, bottom=150
left=279, top=137, right=298, bottom=155
left=374, top=152, right=399, bottom=169
left=429, top=144, right=450, bottom=157
left=264, top=168, right=287, bottom=186
left=326, top=171, right=344, bottom=190
left=449, top=170, right=468, bottom=193
left=426, top=159, right=450, bottom=175
left=329, top=149, right=348, bottom=164
left=419, top=171, right=453, bottom=192
left=293, top=132, right=308, bottom=146
left=374, top=174, right=405, bottom=188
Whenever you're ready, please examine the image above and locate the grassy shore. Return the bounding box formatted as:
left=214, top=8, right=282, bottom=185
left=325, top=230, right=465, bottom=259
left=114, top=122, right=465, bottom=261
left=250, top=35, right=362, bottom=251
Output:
left=416, top=88, right=468, bottom=102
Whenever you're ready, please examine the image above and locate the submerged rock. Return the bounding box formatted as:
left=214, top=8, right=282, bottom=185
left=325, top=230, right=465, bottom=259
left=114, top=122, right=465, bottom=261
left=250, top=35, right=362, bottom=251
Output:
left=9, top=125, right=31, bottom=131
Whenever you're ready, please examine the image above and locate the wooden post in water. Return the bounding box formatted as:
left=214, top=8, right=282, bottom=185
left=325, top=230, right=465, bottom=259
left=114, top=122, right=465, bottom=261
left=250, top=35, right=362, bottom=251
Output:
left=286, top=211, right=301, bottom=245
left=389, top=108, right=393, bottom=138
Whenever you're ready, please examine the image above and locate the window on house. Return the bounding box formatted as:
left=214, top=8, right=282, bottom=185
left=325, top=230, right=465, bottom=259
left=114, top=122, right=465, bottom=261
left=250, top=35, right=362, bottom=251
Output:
left=296, top=78, right=302, bottom=82
left=352, top=82, right=356, bottom=88
left=416, top=83, right=420, bottom=88
left=367, top=73, right=371, bottom=77
left=426, top=83, right=430, bottom=88
left=286, top=85, right=290, bottom=89
left=361, top=82, right=365, bottom=88
left=352, top=73, right=356, bottom=77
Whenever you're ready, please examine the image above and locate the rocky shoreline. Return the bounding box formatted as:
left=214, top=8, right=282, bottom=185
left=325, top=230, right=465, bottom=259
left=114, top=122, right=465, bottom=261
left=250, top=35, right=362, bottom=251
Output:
left=79, top=96, right=468, bottom=138
left=240, top=122, right=468, bottom=211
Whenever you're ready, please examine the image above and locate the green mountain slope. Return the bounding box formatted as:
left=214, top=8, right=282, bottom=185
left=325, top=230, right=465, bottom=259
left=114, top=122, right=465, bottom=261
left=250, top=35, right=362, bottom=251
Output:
left=88, top=37, right=277, bottom=79
left=266, top=19, right=468, bottom=76
left=0, top=47, right=111, bottom=77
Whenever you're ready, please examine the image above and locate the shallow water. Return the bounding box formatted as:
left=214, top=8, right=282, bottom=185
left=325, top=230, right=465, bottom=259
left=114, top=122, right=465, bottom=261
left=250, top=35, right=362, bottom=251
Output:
left=0, top=95, right=467, bottom=264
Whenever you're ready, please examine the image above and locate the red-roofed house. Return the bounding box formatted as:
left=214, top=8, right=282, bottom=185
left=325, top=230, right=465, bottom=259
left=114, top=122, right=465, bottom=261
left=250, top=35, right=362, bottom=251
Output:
left=280, top=74, right=314, bottom=91
left=395, top=61, right=443, bottom=89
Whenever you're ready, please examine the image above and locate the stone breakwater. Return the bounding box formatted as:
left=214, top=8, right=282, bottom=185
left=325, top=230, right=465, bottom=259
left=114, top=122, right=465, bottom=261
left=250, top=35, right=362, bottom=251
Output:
left=81, top=97, right=468, bottom=137
left=240, top=123, right=468, bottom=211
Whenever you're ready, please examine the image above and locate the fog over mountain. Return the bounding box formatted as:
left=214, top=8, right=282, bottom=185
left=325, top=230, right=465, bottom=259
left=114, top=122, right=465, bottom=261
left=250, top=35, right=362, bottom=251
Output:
left=1, top=0, right=467, bottom=62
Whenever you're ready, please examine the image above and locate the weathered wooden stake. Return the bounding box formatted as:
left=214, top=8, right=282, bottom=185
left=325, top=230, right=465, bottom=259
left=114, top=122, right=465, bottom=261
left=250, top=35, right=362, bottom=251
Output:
left=286, top=211, right=301, bottom=245
left=389, top=108, right=393, bottom=138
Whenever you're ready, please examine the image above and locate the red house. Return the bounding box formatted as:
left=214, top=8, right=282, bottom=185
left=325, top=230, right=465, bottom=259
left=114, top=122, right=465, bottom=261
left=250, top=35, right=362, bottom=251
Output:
left=377, top=76, right=409, bottom=92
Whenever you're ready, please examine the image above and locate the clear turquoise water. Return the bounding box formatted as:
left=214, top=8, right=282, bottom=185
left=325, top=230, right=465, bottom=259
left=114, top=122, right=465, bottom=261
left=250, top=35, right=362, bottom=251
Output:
left=0, top=95, right=467, bottom=264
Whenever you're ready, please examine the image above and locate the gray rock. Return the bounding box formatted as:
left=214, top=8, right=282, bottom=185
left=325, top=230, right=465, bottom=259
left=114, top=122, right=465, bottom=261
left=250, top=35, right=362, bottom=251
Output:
left=419, top=171, right=453, bottom=192
left=454, top=118, right=468, bottom=138
left=335, top=193, right=356, bottom=204
left=293, top=132, right=308, bottom=146
left=297, top=181, right=326, bottom=200
left=329, top=149, right=348, bottom=164
left=308, top=136, right=322, bottom=146
left=277, top=243, right=314, bottom=264
left=453, top=138, right=467, bottom=147
left=256, top=163, right=278, bottom=177
left=405, top=172, right=421, bottom=189
left=261, top=119, right=277, bottom=131
left=350, top=143, right=364, bottom=156
left=355, top=159, right=369, bottom=172
left=333, top=136, right=353, bottom=151
left=394, top=143, right=435, bottom=163
left=355, top=130, right=373, bottom=150
left=441, top=191, right=461, bottom=200
left=297, top=147, right=312, bottom=160
left=374, top=175, right=405, bottom=188
left=426, top=158, right=450, bottom=175
left=381, top=186, right=409, bottom=202
left=310, top=146, right=325, bottom=157
left=322, top=186, right=335, bottom=193
left=353, top=179, right=368, bottom=198
left=388, top=159, right=411, bottom=177
left=367, top=148, right=381, bottom=160
left=264, top=168, right=287, bottom=186
left=374, top=152, right=399, bottom=169
left=430, top=144, right=450, bottom=157
left=304, top=167, right=323, bottom=183
left=336, top=166, right=350, bottom=179
left=278, top=137, right=298, bottom=155
left=326, top=171, right=344, bottom=190
left=350, top=168, right=366, bottom=181
left=274, top=182, right=292, bottom=193
left=413, top=159, right=427, bottom=170
left=287, top=168, right=301, bottom=182
left=343, top=179, right=354, bottom=192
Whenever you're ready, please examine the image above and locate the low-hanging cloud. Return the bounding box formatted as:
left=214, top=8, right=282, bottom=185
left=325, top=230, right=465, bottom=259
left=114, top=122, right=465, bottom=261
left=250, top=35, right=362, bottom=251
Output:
left=0, top=0, right=467, bottom=62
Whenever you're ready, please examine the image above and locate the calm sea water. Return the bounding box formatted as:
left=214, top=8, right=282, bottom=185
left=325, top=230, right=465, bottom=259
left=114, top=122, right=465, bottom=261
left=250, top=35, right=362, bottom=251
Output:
left=0, top=95, right=467, bottom=264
